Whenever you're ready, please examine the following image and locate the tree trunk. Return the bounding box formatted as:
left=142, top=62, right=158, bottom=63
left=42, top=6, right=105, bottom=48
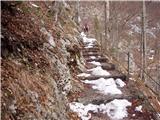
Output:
left=141, top=0, right=146, bottom=82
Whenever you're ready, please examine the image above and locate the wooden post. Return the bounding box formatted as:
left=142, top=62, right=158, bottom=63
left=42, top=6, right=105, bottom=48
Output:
left=128, top=52, right=130, bottom=80
left=76, top=0, right=80, bottom=25
left=104, top=0, right=109, bottom=52
left=104, top=1, right=107, bottom=52
left=100, top=33, right=103, bottom=52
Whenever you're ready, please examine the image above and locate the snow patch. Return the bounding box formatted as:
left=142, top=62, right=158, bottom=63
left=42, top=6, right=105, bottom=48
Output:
left=78, top=16, right=81, bottom=22
left=69, top=99, right=132, bottom=120
left=136, top=16, right=141, bottom=21
left=31, top=3, right=39, bottom=8
left=135, top=105, right=142, bottom=112
left=115, top=78, right=126, bottom=87
left=90, top=56, right=96, bottom=59
left=85, top=46, right=93, bottom=48
left=88, top=66, right=110, bottom=76
left=80, top=32, right=86, bottom=38
left=146, top=28, right=156, bottom=38
left=84, top=78, right=122, bottom=95
left=69, top=102, right=98, bottom=120
left=132, top=114, right=136, bottom=117
left=77, top=73, right=91, bottom=77
left=129, top=24, right=156, bottom=38
left=150, top=49, right=155, bottom=53
left=157, top=113, right=160, bottom=119
left=99, top=99, right=132, bottom=119
left=148, top=56, right=154, bottom=60
left=80, top=32, right=96, bottom=43
left=85, top=43, right=94, bottom=48
left=83, top=37, right=96, bottom=43
left=89, top=61, right=101, bottom=66
left=130, top=24, right=141, bottom=33
left=128, top=30, right=134, bottom=35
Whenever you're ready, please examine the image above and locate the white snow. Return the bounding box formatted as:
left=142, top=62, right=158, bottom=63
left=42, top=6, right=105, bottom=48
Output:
left=31, top=3, right=39, bottom=8
left=88, top=66, right=110, bottom=76
left=84, top=38, right=96, bottom=43
left=85, top=43, right=94, bottom=48
left=85, top=46, right=93, bottom=48
left=150, top=49, right=155, bottom=53
left=115, top=78, right=126, bottom=87
left=136, top=16, right=141, bottom=21
left=132, top=114, right=136, bottom=117
left=99, top=99, right=132, bottom=119
left=129, top=24, right=156, bottom=38
left=148, top=56, right=154, bottom=60
left=128, top=30, right=134, bottom=35
left=89, top=61, right=101, bottom=66
left=157, top=113, right=160, bottom=119
left=87, top=42, right=94, bottom=46
left=135, top=105, right=143, bottom=112
left=86, top=42, right=94, bottom=46
left=78, top=16, right=81, bottom=22
left=90, top=56, right=96, bottom=59
left=81, top=32, right=86, bottom=38
left=69, top=99, right=132, bottom=120
left=146, top=28, right=156, bottom=38
left=84, top=78, right=122, bottom=95
left=130, top=24, right=141, bottom=33
left=77, top=73, right=91, bottom=77
left=69, top=102, right=98, bottom=120
left=80, top=32, right=96, bottom=43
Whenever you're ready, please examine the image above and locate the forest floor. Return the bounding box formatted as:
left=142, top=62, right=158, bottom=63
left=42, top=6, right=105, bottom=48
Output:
left=69, top=33, right=159, bottom=120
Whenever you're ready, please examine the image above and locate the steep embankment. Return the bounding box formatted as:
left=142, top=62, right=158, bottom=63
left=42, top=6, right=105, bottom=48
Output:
left=1, top=1, right=84, bottom=119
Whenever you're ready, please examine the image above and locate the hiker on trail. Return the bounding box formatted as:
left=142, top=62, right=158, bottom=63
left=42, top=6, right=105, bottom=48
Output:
left=83, top=23, right=89, bottom=33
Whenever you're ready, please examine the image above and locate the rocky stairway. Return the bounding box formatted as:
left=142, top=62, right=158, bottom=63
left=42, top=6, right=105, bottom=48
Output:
left=69, top=35, right=157, bottom=120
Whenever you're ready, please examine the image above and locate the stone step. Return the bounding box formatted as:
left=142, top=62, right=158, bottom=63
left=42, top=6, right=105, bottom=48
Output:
left=82, top=74, right=126, bottom=81
left=85, top=57, right=108, bottom=62
left=82, top=50, right=102, bottom=55
left=80, top=70, right=126, bottom=81
left=79, top=95, right=135, bottom=105
left=82, top=48, right=100, bottom=52
left=86, top=62, right=115, bottom=70
left=82, top=44, right=99, bottom=48
left=101, top=63, right=115, bottom=70
left=83, top=52, right=102, bottom=57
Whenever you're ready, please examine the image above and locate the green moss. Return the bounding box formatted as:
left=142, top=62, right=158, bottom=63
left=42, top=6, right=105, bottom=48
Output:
left=21, top=6, right=30, bottom=14
left=56, top=32, right=61, bottom=39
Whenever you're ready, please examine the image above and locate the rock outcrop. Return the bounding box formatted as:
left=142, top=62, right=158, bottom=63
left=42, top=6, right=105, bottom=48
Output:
left=1, top=1, right=84, bottom=119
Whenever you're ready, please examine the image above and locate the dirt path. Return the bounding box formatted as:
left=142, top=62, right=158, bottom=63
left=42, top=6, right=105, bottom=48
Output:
left=69, top=34, right=157, bottom=120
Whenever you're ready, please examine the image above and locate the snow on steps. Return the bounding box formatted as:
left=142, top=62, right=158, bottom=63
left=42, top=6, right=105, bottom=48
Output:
left=69, top=32, right=156, bottom=120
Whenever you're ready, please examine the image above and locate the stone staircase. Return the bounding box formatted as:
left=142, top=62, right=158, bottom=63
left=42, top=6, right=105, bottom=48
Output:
left=70, top=36, right=157, bottom=120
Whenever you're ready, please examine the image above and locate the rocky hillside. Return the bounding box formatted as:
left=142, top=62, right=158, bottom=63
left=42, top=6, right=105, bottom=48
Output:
left=1, top=1, right=85, bottom=119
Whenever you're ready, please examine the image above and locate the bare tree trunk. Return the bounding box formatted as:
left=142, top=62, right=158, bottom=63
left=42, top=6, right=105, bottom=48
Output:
left=116, top=15, right=119, bottom=60
left=104, top=1, right=110, bottom=53
left=76, top=0, right=80, bottom=25
left=104, top=1, right=107, bottom=52
left=156, top=38, right=160, bottom=97
left=141, top=0, right=146, bottom=82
